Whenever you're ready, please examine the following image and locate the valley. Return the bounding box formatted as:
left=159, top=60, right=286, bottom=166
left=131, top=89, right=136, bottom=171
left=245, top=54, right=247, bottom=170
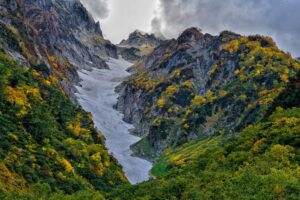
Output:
left=0, top=0, right=299, bottom=199
left=75, top=58, right=152, bottom=184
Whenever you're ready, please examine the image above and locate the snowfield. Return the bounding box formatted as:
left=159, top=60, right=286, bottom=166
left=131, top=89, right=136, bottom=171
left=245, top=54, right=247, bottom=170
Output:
left=75, top=58, right=152, bottom=184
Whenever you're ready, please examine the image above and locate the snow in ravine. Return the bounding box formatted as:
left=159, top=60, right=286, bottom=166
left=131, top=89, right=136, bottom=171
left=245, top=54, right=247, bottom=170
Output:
left=75, top=58, right=152, bottom=184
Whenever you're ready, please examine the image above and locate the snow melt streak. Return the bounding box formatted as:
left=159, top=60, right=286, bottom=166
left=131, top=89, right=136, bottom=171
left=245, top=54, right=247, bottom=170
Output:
left=75, top=58, right=152, bottom=184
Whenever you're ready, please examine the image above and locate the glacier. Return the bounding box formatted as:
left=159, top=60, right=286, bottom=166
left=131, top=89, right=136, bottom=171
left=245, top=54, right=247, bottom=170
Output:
left=75, top=57, right=152, bottom=184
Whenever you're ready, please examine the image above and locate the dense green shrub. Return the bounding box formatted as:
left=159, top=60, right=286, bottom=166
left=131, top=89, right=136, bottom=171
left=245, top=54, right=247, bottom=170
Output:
left=0, top=52, right=127, bottom=197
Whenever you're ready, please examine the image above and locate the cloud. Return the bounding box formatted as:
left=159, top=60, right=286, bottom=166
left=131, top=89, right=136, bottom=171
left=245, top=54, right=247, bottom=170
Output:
left=80, top=0, right=110, bottom=19
left=152, top=0, right=300, bottom=56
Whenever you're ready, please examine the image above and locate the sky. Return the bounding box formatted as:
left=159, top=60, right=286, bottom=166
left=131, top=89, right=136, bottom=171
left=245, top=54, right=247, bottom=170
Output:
left=80, top=0, right=300, bottom=57
left=81, top=0, right=158, bottom=43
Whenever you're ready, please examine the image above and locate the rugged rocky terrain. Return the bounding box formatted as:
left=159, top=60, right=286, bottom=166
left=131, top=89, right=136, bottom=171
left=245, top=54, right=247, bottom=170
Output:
left=0, top=0, right=117, bottom=100
left=117, top=27, right=300, bottom=161
left=117, top=30, right=163, bottom=62
left=0, top=0, right=300, bottom=199
left=111, top=74, right=300, bottom=199
left=110, top=29, right=300, bottom=199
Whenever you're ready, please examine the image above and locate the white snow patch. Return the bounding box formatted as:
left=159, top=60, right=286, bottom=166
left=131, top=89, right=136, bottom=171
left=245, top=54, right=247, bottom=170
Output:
left=75, top=57, right=152, bottom=184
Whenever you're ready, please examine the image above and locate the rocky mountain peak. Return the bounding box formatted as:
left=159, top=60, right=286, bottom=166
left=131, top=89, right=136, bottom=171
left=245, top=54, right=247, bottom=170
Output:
left=118, top=30, right=164, bottom=62
left=131, top=29, right=147, bottom=36
left=22, top=0, right=102, bottom=36
left=120, top=30, right=162, bottom=48
left=177, top=27, right=203, bottom=44
left=219, top=30, right=240, bottom=39
left=0, top=0, right=117, bottom=101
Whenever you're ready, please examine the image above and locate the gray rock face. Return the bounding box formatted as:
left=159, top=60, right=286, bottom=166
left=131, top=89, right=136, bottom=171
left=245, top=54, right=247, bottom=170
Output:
left=23, top=0, right=118, bottom=68
left=116, top=47, right=141, bottom=63
left=116, top=85, right=150, bottom=136
left=116, top=28, right=243, bottom=160
left=117, top=30, right=164, bottom=62
left=120, top=30, right=163, bottom=48
left=117, top=28, right=298, bottom=162
left=0, top=0, right=117, bottom=100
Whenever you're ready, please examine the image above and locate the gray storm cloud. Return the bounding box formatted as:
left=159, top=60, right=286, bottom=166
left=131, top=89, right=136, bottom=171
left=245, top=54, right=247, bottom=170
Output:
left=80, top=0, right=109, bottom=19
left=152, top=0, right=300, bottom=56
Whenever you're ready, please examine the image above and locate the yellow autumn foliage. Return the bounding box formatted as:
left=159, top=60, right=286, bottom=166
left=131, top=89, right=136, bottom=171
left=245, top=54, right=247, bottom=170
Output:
left=258, top=97, right=274, bottom=105
left=57, top=172, right=67, bottom=180
left=185, top=109, right=192, bottom=116
left=183, top=123, right=190, bottom=129
left=172, top=69, right=181, bottom=78
left=42, top=79, right=51, bottom=86
left=31, top=70, right=41, bottom=78
left=6, top=86, right=29, bottom=106
left=153, top=118, right=162, bottom=126
left=223, top=37, right=247, bottom=53
left=61, top=159, right=74, bottom=173
left=252, top=138, right=266, bottom=154
left=117, top=171, right=127, bottom=182
left=182, top=81, right=193, bottom=89
left=168, top=108, right=173, bottom=113
left=192, top=95, right=206, bottom=107
left=103, top=161, right=110, bottom=167
left=280, top=73, right=289, bottom=83
left=23, top=85, right=42, bottom=101
left=93, top=166, right=104, bottom=176
left=0, top=163, right=26, bottom=191
left=165, top=85, right=179, bottom=96
left=48, top=75, right=58, bottom=85
left=157, top=97, right=167, bottom=109
left=219, top=90, right=228, bottom=98
left=272, top=117, right=300, bottom=128
left=206, top=90, right=216, bottom=102
left=8, top=133, right=18, bottom=141
left=67, top=122, right=81, bottom=136
left=91, top=152, right=101, bottom=162
left=48, top=55, right=58, bottom=68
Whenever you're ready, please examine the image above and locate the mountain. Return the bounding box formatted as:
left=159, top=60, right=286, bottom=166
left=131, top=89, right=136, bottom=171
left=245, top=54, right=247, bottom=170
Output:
left=0, top=0, right=127, bottom=198
left=0, top=1, right=300, bottom=199
left=0, top=0, right=117, bottom=100
left=110, top=28, right=300, bottom=199
left=111, top=74, right=300, bottom=198
left=116, top=27, right=300, bottom=161
left=117, top=30, right=163, bottom=62
left=119, top=30, right=162, bottom=48
left=0, top=50, right=127, bottom=198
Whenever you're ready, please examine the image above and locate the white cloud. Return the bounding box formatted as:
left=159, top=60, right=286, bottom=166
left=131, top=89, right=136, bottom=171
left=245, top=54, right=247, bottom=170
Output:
left=80, top=0, right=110, bottom=19
left=100, top=0, right=157, bottom=43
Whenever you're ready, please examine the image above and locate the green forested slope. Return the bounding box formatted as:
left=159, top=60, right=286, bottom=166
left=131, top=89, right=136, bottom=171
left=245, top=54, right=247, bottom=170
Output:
left=0, top=52, right=127, bottom=199
left=110, top=73, right=300, bottom=199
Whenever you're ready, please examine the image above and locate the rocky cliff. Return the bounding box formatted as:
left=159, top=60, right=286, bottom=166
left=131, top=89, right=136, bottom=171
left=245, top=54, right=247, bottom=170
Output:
left=0, top=0, right=117, bottom=100
left=117, top=27, right=300, bottom=161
